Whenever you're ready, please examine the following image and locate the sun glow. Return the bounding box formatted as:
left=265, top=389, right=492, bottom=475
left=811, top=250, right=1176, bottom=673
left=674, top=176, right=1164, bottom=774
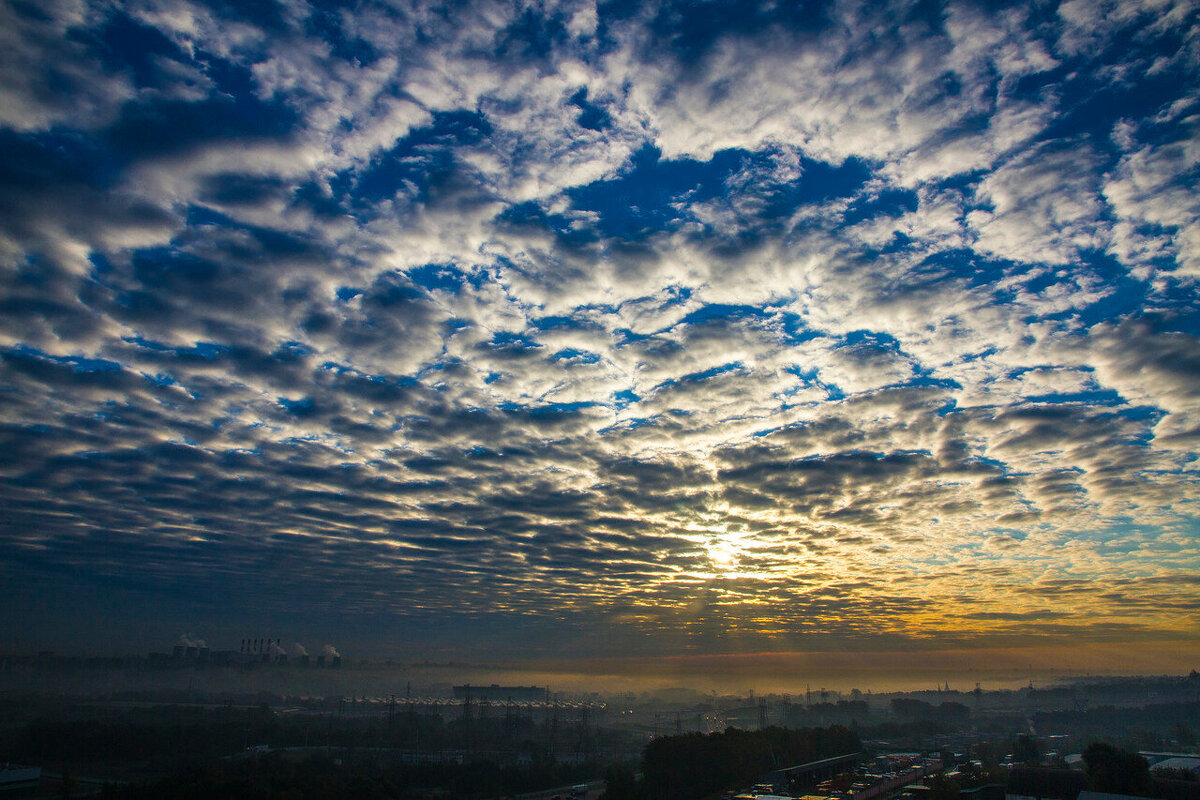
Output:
left=706, top=539, right=741, bottom=570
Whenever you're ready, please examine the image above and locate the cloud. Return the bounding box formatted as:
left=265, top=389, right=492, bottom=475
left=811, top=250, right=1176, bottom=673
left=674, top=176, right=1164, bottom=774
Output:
left=1105, top=112, right=1200, bottom=277
left=0, top=0, right=1198, bottom=660
left=0, top=1, right=136, bottom=132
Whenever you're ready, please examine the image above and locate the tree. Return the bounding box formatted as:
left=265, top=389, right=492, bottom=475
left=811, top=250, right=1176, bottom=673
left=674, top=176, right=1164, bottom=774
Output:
left=640, top=726, right=862, bottom=800
left=601, top=762, right=639, bottom=800
left=1083, top=742, right=1150, bottom=796
left=928, top=773, right=961, bottom=800
left=1012, top=734, right=1039, bottom=764
left=939, top=702, right=970, bottom=722
left=891, top=699, right=935, bottom=719
left=971, top=740, right=1005, bottom=769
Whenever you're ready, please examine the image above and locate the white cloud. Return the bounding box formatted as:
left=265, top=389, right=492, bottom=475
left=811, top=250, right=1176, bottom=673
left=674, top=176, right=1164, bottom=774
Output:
left=2, top=0, right=1199, bottom=652
left=967, top=143, right=1110, bottom=265
left=0, top=0, right=134, bottom=131
left=1105, top=114, right=1200, bottom=277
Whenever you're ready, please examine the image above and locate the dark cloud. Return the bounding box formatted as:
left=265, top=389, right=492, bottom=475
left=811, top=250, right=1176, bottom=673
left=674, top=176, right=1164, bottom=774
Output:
left=0, top=0, right=1197, bottom=661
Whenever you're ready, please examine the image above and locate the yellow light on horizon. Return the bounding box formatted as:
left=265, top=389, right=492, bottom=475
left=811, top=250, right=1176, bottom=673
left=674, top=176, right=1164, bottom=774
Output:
left=707, top=539, right=740, bottom=570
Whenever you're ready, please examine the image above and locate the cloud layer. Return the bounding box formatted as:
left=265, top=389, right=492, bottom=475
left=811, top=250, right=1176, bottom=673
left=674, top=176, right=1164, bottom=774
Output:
left=2, top=0, right=1199, bottom=659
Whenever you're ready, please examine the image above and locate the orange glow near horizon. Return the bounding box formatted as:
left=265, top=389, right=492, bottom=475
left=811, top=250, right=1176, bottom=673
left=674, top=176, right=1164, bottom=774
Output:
left=496, top=639, right=1200, bottom=694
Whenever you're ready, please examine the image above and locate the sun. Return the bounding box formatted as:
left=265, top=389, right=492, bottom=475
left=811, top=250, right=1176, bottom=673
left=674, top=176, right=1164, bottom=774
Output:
left=706, top=539, right=741, bottom=571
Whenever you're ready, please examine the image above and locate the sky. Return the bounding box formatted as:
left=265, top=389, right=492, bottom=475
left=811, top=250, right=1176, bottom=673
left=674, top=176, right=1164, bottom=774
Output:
left=1, top=0, right=1198, bottom=680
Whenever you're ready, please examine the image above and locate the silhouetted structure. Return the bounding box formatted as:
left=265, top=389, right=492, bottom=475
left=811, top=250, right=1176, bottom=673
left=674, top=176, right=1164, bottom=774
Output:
left=453, top=684, right=549, bottom=703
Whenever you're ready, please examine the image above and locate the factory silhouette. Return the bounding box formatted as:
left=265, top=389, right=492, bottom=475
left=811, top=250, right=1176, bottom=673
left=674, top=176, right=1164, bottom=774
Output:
left=153, top=636, right=342, bottom=669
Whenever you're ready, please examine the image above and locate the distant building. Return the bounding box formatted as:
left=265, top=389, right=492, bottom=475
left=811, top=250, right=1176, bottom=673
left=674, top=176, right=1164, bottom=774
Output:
left=1077, top=793, right=1150, bottom=800
left=962, top=785, right=1006, bottom=800
left=1006, top=768, right=1088, bottom=800
left=760, top=753, right=863, bottom=795
left=452, top=684, right=549, bottom=703
left=1148, top=757, right=1200, bottom=779
left=0, top=765, right=41, bottom=798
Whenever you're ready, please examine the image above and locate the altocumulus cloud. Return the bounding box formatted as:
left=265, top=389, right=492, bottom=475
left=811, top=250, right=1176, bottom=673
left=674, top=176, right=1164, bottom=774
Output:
left=1, top=0, right=1199, bottom=659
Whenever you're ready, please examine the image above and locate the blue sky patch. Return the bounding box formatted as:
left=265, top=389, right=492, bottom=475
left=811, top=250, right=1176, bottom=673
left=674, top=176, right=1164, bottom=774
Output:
left=2, top=0, right=1199, bottom=665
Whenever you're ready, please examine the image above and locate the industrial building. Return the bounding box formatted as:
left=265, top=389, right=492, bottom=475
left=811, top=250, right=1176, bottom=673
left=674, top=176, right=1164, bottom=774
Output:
left=452, top=684, right=551, bottom=703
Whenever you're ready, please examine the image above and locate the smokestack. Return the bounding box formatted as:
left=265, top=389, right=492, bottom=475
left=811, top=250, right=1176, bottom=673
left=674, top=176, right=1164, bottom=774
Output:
left=323, top=645, right=341, bottom=668
left=178, top=634, right=205, bottom=660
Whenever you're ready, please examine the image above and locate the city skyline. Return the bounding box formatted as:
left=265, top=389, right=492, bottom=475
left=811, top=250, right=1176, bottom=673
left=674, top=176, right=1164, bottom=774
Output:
left=1, top=0, right=1198, bottom=677
left=9, top=635, right=1197, bottom=696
